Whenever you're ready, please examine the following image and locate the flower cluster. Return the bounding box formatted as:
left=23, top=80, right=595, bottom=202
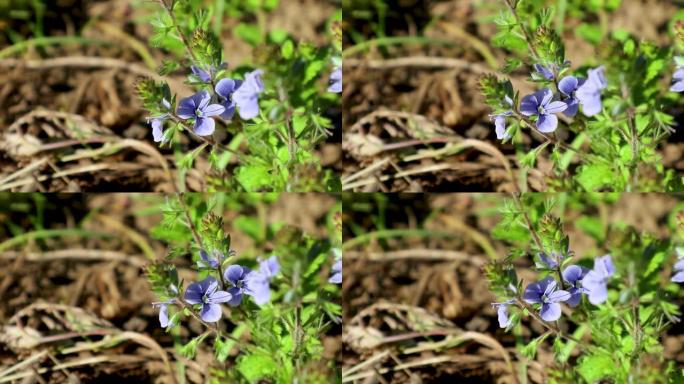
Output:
left=494, top=254, right=615, bottom=327
left=151, top=67, right=265, bottom=142
left=492, top=63, right=608, bottom=139
left=153, top=251, right=281, bottom=325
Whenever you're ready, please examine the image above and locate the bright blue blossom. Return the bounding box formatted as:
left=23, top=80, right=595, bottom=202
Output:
left=672, top=259, right=684, bottom=283
left=523, top=277, right=571, bottom=321
left=562, top=265, right=589, bottom=307
left=152, top=299, right=175, bottom=327
left=176, top=90, right=226, bottom=136
left=491, top=300, right=514, bottom=328
left=328, top=67, right=342, bottom=93
left=575, top=66, right=607, bottom=117
left=489, top=95, right=514, bottom=140
left=670, top=68, right=684, bottom=93
left=520, top=88, right=568, bottom=133
left=191, top=62, right=227, bottom=83
left=558, top=76, right=586, bottom=117
left=257, top=255, right=280, bottom=280
left=536, top=251, right=565, bottom=269
left=148, top=98, right=171, bottom=142
left=533, top=64, right=555, bottom=80
left=223, top=264, right=272, bottom=306
left=329, top=248, right=342, bottom=284
left=582, top=254, right=615, bottom=305
left=233, top=69, right=265, bottom=120
left=184, top=277, right=232, bottom=322
left=214, top=78, right=242, bottom=120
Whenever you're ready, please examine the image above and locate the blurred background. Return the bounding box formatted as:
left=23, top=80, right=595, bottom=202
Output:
left=341, top=193, right=684, bottom=383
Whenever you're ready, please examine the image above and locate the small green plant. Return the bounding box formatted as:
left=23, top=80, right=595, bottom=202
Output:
left=137, top=0, right=341, bottom=192
left=480, top=0, right=683, bottom=191
left=146, top=193, right=341, bottom=383
left=486, top=193, right=683, bottom=383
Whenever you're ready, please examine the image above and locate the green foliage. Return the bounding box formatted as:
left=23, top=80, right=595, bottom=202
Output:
left=481, top=0, right=683, bottom=191
left=486, top=194, right=683, bottom=383
left=138, top=0, right=341, bottom=192
left=144, top=194, right=341, bottom=383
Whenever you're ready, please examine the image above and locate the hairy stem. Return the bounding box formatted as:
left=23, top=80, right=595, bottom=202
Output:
left=501, top=0, right=541, bottom=61
left=158, top=0, right=197, bottom=62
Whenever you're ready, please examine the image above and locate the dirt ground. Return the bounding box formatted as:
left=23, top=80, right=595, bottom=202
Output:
left=341, top=0, right=684, bottom=192
left=341, top=193, right=684, bottom=383
left=0, top=0, right=340, bottom=192
left=0, top=193, right=340, bottom=383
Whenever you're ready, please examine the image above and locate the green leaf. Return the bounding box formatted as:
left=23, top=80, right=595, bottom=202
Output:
left=577, top=353, right=616, bottom=382
left=575, top=23, right=602, bottom=45
left=179, top=333, right=208, bottom=359
left=236, top=164, right=272, bottom=191
left=237, top=353, right=278, bottom=382
left=235, top=22, right=262, bottom=46
left=576, top=163, right=615, bottom=191
left=281, top=39, right=294, bottom=59
left=520, top=332, right=549, bottom=359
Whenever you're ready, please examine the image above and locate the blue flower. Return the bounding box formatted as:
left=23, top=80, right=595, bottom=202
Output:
left=329, top=259, right=342, bottom=284
left=257, top=255, right=280, bottom=280
left=223, top=264, right=272, bottom=306
left=152, top=299, right=175, bottom=327
left=558, top=76, right=586, bottom=117
left=520, top=88, right=568, bottom=133
left=328, top=67, right=342, bottom=93
left=491, top=300, right=514, bottom=328
left=670, top=68, right=684, bottom=93
left=671, top=252, right=684, bottom=282
left=233, top=69, right=265, bottom=120
left=214, top=78, right=243, bottom=120
left=582, top=254, right=615, bottom=305
left=562, top=265, right=589, bottom=307
left=575, top=66, right=607, bottom=117
left=533, top=64, right=555, bottom=80
left=536, top=251, right=565, bottom=269
left=489, top=95, right=514, bottom=140
left=191, top=62, right=227, bottom=83
left=523, top=277, right=571, bottom=321
left=176, top=90, right=226, bottom=136
left=184, top=277, right=232, bottom=322
left=329, top=248, right=342, bottom=284
left=148, top=98, right=172, bottom=142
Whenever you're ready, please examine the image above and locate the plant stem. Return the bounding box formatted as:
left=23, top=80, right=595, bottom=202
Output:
left=501, top=0, right=541, bottom=61
left=511, top=193, right=544, bottom=251
left=158, top=0, right=197, bottom=62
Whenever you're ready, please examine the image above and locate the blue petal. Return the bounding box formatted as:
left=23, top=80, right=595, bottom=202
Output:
left=558, top=76, right=578, bottom=96
left=193, top=117, right=215, bottom=136
left=200, top=303, right=222, bottom=322
left=224, top=265, right=247, bottom=285
left=519, top=94, right=539, bottom=116
left=191, top=65, right=211, bottom=83
left=563, top=99, right=580, bottom=117
left=202, top=103, right=226, bottom=118
left=537, top=114, right=558, bottom=133
left=540, top=302, right=561, bottom=321
left=215, top=78, right=237, bottom=98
